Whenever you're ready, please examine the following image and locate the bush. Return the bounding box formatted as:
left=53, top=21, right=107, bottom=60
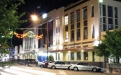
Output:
left=48, top=55, right=54, bottom=61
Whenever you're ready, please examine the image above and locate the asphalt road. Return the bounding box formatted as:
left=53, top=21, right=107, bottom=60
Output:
left=1, top=65, right=107, bottom=75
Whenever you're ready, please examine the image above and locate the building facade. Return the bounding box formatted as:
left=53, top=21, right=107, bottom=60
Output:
left=21, top=0, right=121, bottom=66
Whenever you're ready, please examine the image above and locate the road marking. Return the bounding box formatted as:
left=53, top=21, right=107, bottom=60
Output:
left=59, top=70, right=67, bottom=75
left=2, top=66, right=56, bottom=75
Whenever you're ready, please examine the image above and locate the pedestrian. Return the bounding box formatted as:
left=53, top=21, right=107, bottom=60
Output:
left=109, top=65, right=113, bottom=74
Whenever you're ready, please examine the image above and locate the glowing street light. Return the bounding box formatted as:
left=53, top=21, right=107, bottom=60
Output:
left=42, top=13, right=47, bottom=19
left=31, top=15, right=38, bottom=21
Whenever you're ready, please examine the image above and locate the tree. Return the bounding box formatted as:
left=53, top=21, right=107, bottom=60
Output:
left=103, top=28, right=121, bottom=63
left=48, top=55, right=54, bottom=61
left=95, top=27, right=121, bottom=63
left=0, top=0, right=25, bottom=72
left=94, top=42, right=110, bottom=63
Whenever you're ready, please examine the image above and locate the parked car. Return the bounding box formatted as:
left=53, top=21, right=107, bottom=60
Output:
left=48, top=61, right=71, bottom=69
left=38, top=61, right=54, bottom=68
left=70, top=62, right=102, bottom=72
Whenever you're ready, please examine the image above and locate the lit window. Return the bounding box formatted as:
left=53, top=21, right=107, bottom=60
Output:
left=65, top=32, right=68, bottom=42
left=65, top=15, right=68, bottom=25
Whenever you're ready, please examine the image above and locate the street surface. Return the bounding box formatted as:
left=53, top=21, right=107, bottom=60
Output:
left=1, top=65, right=106, bottom=75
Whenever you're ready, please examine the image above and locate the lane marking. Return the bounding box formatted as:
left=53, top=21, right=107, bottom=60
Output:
left=59, top=70, right=67, bottom=75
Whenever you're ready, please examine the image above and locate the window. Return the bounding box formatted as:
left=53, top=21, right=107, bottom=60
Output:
left=71, top=52, right=74, bottom=60
left=103, top=24, right=107, bottom=31
left=114, top=7, right=118, bottom=29
left=77, top=22, right=80, bottom=28
left=83, top=7, right=88, bottom=39
left=103, top=17, right=106, bottom=23
left=55, top=61, right=61, bottom=64
left=70, top=12, right=75, bottom=42
left=70, top=13, right=74, bottom=24
left=114, top=7, right=118, bottom=18
left=84, top=27, right=88, bottom=39
left=71, top=24, right=74, bottom=30
left=77, top=29, right=80, bottom=40
left=76, top=10, right=80, bottom=22
left=76, top=10, right=81, bottom=41
left=58, top=53, right=60, bottom=60
left=84, top=20, right=87, bottom=26
left=77, top=23, right=80, bottom=40
left=92, top=51, right=95, bottom=62
left=61, top=62, right=65, bottom=64
left=102, top=5, right=106, bottom=16
left=65, top=26, right=68, bottom=31
left=108, top=6, right=113, bottom=17
left=92, top=25, right=95, bottom=38
left=91, top=5, right=94, bottom=17
left=65, top=32, right=68, bottom=42
left=71, top=31, right=74, bottom=41
left=115, top=19, right=118, bottom=25
left=65, top=15, right=69, bottom=42
left=83, top=8, right=87, bottom=19
left=65, top=15, right=68, bottom=25
left=84, top=52, right=88, bottom=60
left=108, top=18, right=113, bottom=24
left=77, top=52, right=81, bottom=60
left=77, top=62, right=82, bottom=65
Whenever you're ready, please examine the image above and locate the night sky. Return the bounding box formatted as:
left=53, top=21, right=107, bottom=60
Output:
left=18, top=0, right=80, bottom=28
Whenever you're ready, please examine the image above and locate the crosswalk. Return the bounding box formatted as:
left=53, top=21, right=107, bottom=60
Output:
left=1, top=66, right=57, bottom=75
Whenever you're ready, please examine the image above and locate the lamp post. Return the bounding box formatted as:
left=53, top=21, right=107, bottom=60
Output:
left=42, top=13, right=49, bottom=61
left=99, top=0, right=105, bottom=68
left=31, top=13, right=49, bottom=61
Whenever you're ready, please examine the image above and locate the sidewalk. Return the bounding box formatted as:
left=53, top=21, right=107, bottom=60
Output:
left=102, top=70, right=121, bottom=75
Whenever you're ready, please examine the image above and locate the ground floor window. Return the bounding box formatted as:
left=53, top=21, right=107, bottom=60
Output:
left=84, top=52, right=88, bottom=60
left=92, top=51, right=95, bottom=61
left=58, top=53, right=60, bottom=60
left=71, top=52, right=74, bottom=60
left=77, top=52, right=81, bottom=60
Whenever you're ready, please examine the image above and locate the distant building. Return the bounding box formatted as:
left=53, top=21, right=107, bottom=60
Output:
left=21, top=0, right=121, bottom=67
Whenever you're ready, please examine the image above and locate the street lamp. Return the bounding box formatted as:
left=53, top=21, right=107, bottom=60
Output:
left=42, top=13, right=49, bottom=61
left=31, top=15, right=38, bottom=21
left=31, top=13, right=49, bottom=61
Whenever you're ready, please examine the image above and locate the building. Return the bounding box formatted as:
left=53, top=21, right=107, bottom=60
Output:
left=21, top=0, right=121, bottom=66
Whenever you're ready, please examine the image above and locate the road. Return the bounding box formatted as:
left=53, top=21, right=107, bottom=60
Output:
left=1, top=65, right=107, bottom=75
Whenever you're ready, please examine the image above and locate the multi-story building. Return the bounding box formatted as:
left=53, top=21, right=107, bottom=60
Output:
left=21, top=0, right=121, bottom=66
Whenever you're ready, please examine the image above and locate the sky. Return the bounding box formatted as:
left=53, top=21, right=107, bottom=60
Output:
left=18, top=0, right=80, bottom=28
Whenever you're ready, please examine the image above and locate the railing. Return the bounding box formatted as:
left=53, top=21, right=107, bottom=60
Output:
left=107, top=63, right=121, bottom=74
